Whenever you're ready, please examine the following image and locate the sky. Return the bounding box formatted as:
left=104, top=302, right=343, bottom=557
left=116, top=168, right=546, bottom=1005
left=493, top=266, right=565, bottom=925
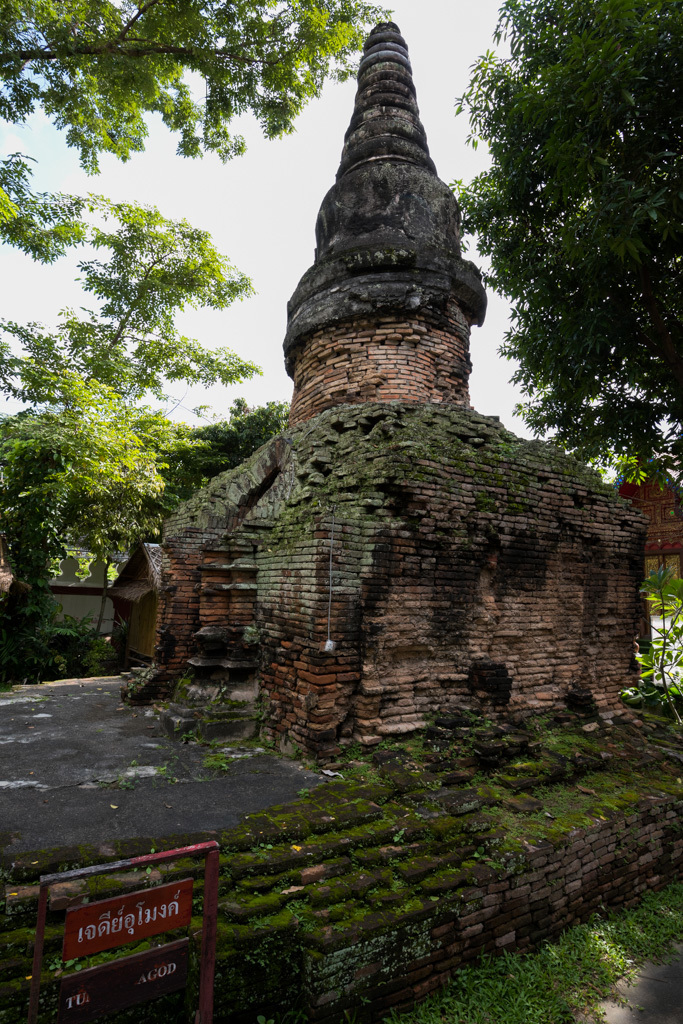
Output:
left=0, top=0, right=533, bottom=438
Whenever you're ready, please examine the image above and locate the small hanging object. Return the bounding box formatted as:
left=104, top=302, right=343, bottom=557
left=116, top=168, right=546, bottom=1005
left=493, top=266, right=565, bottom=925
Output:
left=324, top=506, right=336, bottom=655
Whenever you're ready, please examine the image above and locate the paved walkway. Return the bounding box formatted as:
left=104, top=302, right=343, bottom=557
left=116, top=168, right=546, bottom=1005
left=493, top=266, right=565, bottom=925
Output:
left=597, top=945, right=683, bottom=1023
left=0, top=678, right=321, bottom=858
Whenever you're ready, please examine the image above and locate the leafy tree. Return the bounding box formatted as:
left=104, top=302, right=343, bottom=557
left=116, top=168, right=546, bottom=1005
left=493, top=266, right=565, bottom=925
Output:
left=0, top=0, right=386, bottom=213
left=1, top=194, right=257, bottom=404
left=0, top=0, right=384, bottom=681
left=0, top=390, right=288, bottom=683
left=192, top=397, right=289, bottom=476
left=159, top=398, right=290, bottom=504
left=0, top=376, right=192, bottom=576
left=455, top=0, right=683, bottom=481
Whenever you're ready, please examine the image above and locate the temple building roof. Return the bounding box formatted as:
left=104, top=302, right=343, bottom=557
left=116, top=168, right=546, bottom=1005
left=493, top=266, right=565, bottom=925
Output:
left=284, top=22, right=487, bottom=372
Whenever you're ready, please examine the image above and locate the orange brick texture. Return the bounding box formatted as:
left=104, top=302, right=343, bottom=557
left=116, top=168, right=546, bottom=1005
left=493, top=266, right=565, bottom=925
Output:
left=149, top=402, right=646, bottom=760
left=287, top=304, right=471, bottom=426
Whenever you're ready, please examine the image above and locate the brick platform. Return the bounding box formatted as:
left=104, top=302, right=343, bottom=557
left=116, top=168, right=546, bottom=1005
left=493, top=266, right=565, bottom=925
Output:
left=149, top=402, right=645, bottom=760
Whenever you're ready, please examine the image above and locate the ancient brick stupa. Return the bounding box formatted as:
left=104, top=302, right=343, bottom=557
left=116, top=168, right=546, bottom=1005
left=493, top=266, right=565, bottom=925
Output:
left=144, top=24, right=646, bottom=760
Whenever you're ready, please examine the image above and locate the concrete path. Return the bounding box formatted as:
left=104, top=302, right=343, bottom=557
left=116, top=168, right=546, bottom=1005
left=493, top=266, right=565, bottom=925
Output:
left=0, top=678, right=322, bottom=858
left=596, top=945, right=683, bottom=1023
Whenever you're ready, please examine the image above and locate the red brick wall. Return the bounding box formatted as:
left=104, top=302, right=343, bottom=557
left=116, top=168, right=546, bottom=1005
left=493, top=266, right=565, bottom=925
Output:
left=288, top=304, right=471, bottom=426
left=150, top=403, right=646, bottom=758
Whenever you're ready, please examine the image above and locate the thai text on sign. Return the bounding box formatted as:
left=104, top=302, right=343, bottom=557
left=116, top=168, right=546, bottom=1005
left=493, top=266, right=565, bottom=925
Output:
left=57, top=938, right=189, bottom=1023
left=62, top=878, right=193, bottom=959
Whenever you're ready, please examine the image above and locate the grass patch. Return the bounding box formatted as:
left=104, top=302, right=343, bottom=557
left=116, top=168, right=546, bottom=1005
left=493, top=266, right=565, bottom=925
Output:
left=389, top=882, right=683, bottom=1024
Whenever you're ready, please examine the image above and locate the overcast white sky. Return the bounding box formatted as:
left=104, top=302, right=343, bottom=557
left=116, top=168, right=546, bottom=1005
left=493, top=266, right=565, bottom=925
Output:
left=0, top=0, right=533, bottom=438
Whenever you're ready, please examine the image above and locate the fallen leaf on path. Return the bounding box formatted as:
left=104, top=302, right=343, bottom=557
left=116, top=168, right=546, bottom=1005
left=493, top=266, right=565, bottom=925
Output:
left=110, top=804, right=118, bottom=809
left=164, top=804, right=172, bottom=808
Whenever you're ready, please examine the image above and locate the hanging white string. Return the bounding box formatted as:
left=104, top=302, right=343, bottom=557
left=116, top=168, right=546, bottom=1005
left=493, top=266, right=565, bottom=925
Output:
left=325, top=507, right=336, bottom=653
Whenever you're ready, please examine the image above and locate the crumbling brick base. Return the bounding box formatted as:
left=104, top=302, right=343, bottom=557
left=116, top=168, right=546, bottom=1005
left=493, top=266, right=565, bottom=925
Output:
left=151, top=402, right=645, bottom=759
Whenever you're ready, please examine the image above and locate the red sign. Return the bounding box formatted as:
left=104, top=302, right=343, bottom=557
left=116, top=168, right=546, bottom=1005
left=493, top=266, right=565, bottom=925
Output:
left=57, top=938, right=189, bottom=1023
left=62, top=879, right=193, bottom=960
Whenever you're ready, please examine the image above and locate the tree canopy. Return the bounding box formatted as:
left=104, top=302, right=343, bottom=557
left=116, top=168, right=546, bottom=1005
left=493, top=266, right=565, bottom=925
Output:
left=0, top=0, right=386, bottom=173
left=455, top=0, right=683, bottom=482
left=1, top=194, right=257, bottom=403
left=0, top=1, right=383, bottom=683
left=164, top=396, right=289, bottom=502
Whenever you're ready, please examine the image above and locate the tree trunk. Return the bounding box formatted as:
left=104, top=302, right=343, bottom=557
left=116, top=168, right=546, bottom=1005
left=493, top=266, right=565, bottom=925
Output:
left=96, top=557, right=111, bottom=634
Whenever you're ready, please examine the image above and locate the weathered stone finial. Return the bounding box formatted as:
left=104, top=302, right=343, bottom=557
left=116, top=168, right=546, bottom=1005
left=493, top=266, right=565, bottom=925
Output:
left=285, top=24, right=487, bottom=425
left=336, top=22, right=436, bottom=180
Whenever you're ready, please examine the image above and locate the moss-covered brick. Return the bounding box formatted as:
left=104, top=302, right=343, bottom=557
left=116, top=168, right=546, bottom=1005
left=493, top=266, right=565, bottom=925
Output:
left=220, top=891, right=286, bottom=921
left=396, top=847, right=474, bottom=883
left=315, top=782, right=395, bottom=806
left=353, top=843, right=417, bottom=867
left=433, top=789, right=486, bottom=815
left=377, top=765, right=430, bottom=792
left=379, top=804, right=433, bottom=842
left=297, top=856, right=353, bottom=886
left=228, top=846, right=309, bottom=879
left=303, top=820, right=404, bottom=856
left=237, top=869, right=295, bottom=893
left=300, top=799, right=384, bottom=831
left=498, top=774, right=545, bottom=792
left=418, top=867, right=468, bottom=896
left=156, top=382, right=644, bottom=762
left=306, top=879, right=353, bottom=907
left=450, top=812, right=497, bottom=835
left=211, top=913, right=302, bottom=1020
left=223, top=811, right=312, bottom=850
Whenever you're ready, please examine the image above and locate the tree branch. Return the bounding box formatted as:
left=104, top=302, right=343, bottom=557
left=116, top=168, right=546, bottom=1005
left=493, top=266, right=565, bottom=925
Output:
left=634, top=266, right=683, bottom=389
left=636, top=266, right=683, bottom=388
left=107, top=254, right=166, bottom=347
left=116, top=0, right=164, bottom=43
left=2, top=43, right=278, bottom=66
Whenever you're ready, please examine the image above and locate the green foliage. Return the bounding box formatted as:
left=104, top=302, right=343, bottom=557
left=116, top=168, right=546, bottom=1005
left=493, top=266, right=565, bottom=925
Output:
left=164, top=397, right=289, bottom=499
left=0, top=380, right=193, bottom=559
left=634, top=566, right=683, bottom=724
left=0, top=612, right=116, bottom=687
left=0, top=382, right=197, bottom=683
left=0, top=0, right=387, bottom=173
left=0, top=153, right=86, bottom=261
left=455, top=0, right=683, bottom=482
left=0, top=1, right=383, bottom=683
left=1, top=193, right=257, bottom=404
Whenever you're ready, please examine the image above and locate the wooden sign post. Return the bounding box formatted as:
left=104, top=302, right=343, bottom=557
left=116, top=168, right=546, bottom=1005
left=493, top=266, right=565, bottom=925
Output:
left=27, top=841, right=219, bottom=1024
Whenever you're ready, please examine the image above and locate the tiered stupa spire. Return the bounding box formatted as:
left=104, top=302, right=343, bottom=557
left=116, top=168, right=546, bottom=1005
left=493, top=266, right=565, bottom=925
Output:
left=284, top=23, right=487, bottom=425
